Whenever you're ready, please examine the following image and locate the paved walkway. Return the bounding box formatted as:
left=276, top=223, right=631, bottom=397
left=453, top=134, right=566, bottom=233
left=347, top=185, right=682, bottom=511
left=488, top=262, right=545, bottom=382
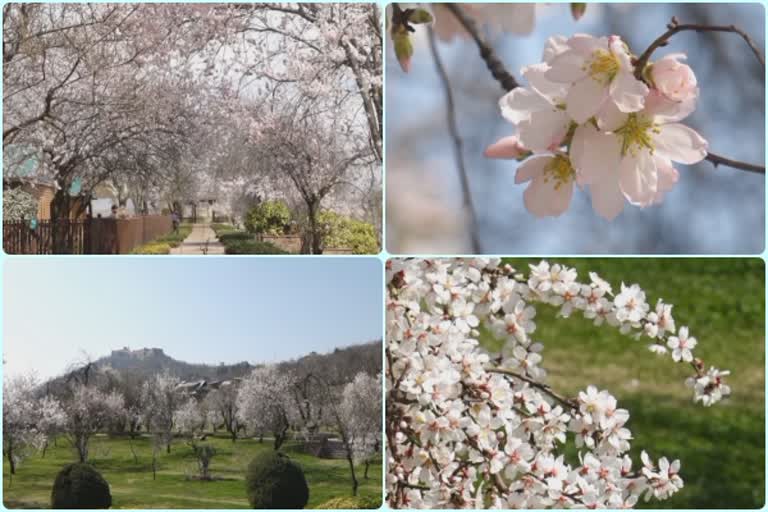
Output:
left=170, top=223, right=225, bottom=255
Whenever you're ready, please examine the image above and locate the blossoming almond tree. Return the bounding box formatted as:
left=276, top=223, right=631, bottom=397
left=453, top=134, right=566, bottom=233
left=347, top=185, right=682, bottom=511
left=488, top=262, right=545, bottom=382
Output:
left=236, top=365, right=299, bottom=450
left=3, top=374, right=66, bottom=475
left=386, top=258, right=731, bottom=509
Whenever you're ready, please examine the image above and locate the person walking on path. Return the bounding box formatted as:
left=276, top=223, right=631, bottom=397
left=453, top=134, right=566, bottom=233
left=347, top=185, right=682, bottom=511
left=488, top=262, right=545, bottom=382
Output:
left=171, top=211, right=180, bottom=233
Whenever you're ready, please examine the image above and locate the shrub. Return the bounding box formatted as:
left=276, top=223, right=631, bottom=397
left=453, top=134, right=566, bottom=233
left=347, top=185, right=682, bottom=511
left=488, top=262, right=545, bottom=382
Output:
left=51, top=463, right=112, bottom=509
left=315, top=496, right=380, bottom=509
left=211, top=223, right=238, bottom=237
left=194, top=444, right=216, bottom=480
left=245, top=451, right=308, bottom=509
left=317, top=210, right=378, bottom=254
left=244, top=200, right=291, bottom=235
left=218, top=232, right=253, bottom=244
left=223, top=240, right=288, bottom=255
left=129, top=242, right=171, bottom=255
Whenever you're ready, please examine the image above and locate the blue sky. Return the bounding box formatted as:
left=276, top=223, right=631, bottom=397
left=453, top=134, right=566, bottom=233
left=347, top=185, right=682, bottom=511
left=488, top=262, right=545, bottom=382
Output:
left=3, top=257, right=382, bottom=379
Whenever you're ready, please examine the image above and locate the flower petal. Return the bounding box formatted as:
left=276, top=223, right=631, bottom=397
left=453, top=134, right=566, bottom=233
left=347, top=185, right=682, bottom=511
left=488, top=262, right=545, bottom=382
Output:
left=566, top=77, right=608, bottom=124
left=545, top=50, right=589, bottom=83
left=609, top=69, right=648, bottom=113
left=596, top=101, right=629, bottom=132
left=652, top=155, right=679, bottom=204
left=522, top=63, right=568, bottom=104
left=500, top=87, right=550, bottom=125
left=570, top=124, right=621, bottom=185
left=515, top=155, right=549, bottom=184
left=653, top=123, right=708, bottom=164
left=619, top=150, right=658, bottom=205
left=524, top=173, right=573, bottom=217
left=518, top=108, right=570, bottom=152
left=644, top=90, right=697, bottom=123
left=589, top=174, right=626, bottom=220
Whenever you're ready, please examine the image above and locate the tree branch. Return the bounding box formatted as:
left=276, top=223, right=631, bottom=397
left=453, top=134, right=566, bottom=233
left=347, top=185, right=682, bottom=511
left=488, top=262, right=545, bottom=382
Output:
left=705, top=151, right=765, bottom=174
left=443, top=4, right=518, bottom=92
left=487, top=367, right=578, bottom=410
left=634, top=16, right=765, bottom=80
left=427, top=27, right=482, bottom=253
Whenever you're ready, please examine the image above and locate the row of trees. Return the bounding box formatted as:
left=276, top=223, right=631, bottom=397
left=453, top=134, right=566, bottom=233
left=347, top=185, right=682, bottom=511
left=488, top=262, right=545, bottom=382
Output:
left=3, top=360, right=381, bottom=494
left=3, top=4, right=382, bottom=252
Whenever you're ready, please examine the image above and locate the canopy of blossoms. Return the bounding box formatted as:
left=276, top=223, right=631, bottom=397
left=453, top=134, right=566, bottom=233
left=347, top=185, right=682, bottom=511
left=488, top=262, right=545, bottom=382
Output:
left=386, top=258, right=730, bottom=509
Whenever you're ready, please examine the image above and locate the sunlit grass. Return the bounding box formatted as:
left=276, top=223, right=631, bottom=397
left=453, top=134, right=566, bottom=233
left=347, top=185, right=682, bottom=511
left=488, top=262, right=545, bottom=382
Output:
left=483, top=258, right=765, bottom=509
left=3, top=434, right=382, bottom=509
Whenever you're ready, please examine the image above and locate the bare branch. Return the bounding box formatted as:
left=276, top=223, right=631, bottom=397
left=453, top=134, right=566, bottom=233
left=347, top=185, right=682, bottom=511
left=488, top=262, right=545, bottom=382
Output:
left=443, top=4, right=518, bottom=92
left=427, top=27, right=482, bottom=253
left=634, top=16, right=765, bottom=80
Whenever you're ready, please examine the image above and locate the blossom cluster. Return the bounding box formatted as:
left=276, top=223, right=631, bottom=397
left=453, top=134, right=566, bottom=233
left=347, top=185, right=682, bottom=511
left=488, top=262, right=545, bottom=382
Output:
left=486, top=34, right=707, bottom=219
left=386, top=258, right=729, bottom=509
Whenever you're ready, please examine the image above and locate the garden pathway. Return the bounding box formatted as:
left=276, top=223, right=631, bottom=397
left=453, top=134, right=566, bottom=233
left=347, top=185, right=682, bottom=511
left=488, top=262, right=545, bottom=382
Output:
left=169, top=223, right=225, bottom=255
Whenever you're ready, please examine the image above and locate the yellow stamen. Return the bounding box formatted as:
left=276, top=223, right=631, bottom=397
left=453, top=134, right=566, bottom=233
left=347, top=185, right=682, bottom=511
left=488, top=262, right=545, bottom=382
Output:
left=615, top=114, right=660, bottom=157
left=587, top=49, right=620, bottom=85
left=543, top=155, right=575, bottom=190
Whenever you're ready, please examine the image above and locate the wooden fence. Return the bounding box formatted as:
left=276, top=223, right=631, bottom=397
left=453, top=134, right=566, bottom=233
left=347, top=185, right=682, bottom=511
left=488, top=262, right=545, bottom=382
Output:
left=3, top=215, right=171, bottom=254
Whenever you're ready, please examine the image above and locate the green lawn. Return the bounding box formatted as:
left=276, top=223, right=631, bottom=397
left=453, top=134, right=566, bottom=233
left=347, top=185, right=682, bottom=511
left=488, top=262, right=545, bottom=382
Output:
left=3, top=434, right=382, bottom=509
left=486, top=258, right=765, bottom=508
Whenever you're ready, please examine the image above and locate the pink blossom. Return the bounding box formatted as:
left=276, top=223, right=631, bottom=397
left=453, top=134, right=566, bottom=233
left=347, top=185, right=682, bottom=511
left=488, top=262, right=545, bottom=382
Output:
left=651, top=53, right=698, bottom=103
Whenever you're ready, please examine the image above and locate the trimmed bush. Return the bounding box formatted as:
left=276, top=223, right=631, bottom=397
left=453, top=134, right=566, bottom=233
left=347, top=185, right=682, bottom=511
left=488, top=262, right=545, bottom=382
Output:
left=244, top=200, right=292, bottom=235
left=317, top=210, right=378, bottom=254
left=51, top=463, right=112, bottom=509
left=224, top=240, right=288, bottom=255
left=245, top=451, right=308, bottom=509
left=218, top=231, right=253, bottom=244
left=315, top=496, right=380, bottom=509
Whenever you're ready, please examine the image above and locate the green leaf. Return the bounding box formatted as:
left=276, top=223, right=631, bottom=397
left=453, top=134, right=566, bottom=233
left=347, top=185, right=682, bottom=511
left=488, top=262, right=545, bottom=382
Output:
left=408, top=8, right=434, bottom=25
left=393, top=32, right=413, bottom=73
left=571, top=2, right=587, bottom=20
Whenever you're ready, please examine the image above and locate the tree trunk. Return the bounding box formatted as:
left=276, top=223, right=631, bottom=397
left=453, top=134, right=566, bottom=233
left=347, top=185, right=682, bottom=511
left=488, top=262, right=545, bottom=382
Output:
left=346, top=454, right=359, bottom=496
left=166, top=442, right=171, bottom=454
left=129, top=437, right=139, bottom=464
left=51, top=189, right=72, bottom=254
left=307, top=199, right=323, bottom=255
left=7, top=444, right=16, bottom=475
left=273, top=425, right=288, bottom=450
left=364, top=459, right=370, bottom=480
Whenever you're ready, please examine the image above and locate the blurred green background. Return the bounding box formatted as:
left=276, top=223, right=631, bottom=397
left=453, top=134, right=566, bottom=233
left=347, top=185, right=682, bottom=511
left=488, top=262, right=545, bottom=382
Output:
left=482, top=258, right=764, bottom=508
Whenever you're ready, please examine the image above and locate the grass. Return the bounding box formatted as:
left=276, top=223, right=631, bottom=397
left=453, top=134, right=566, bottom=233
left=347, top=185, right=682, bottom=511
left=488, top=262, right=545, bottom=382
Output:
left=3, top=434, right=382, bottom=509
left=129, top=224, right=193, bottom=255
left=485, top=258, right=764, bottom=509
left=210, top=224, right=290, bottom=254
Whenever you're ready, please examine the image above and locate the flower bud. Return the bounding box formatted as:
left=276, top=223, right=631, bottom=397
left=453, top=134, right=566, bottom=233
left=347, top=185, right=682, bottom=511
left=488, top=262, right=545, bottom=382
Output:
left=571, top=3, right=587, bottom=20
left=651, top=54, right=698, bottom=102
left=484, top=136, right=529, bottom=160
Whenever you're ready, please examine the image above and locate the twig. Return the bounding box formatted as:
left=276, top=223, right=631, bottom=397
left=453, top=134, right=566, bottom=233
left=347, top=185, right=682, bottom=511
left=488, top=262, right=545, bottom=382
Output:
left=443, top=4, right=519, bottom=92
left=427, top=27, right=482, bottom=253
left=487, top=367, right=578, bottom=410
left=705, top=151, right=765, bottom=174
left=634, top=16, right=765, bottom=80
